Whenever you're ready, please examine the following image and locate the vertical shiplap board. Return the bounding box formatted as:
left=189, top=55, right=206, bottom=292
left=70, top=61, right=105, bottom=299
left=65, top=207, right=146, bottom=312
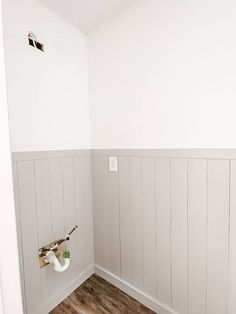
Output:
left=74, top=157, right=87, bottom=272
left=17, top=161, right=41, bottom=313
left=92, top=156, right=102, bottom=267
left=83, top=156, right=94, bottom=267
left=49, top=159, right=65, bottom=239
left=62, top=158, right=76, bottom=230
left=34, top=160, right=54, bottom=298
left=229, top=160, right=236, bottom=314
left=171, top=159, right=188, bottom=314
left=130, top=157, right=143, bottom=290
left=207, top=160, right=229, bottom=314
left=119, top=157, right=132, bottom=283
left=74, top=156, right=94, bottom=272
left=62, top=158, right=77, bottom=280
left=49, top=159, right=66, bottom=288
left=92, top=156, right=109, bottom=270
left=100, top=158, right=110, bottom=272
left=142, top=157, right=156, bottom=298
left=34, top=160, right=53, bottom=247
left=12, top=163, right=26, bottom=313
left=188, top=159, right=207, bottom=314
left=108, top=170, right=120, bottom=277
left=155, top=158, right=171, bottom=307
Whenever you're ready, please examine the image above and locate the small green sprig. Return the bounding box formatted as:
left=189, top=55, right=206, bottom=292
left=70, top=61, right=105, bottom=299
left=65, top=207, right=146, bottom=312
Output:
left=63, top=250, right=70, bottom=259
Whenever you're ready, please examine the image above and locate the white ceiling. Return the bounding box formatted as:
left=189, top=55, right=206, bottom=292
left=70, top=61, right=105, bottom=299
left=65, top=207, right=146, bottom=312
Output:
left=39, top=0, right=139, bottom=33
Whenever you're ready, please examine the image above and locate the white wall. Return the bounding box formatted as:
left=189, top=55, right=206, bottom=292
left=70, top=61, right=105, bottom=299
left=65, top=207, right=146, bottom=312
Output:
left=2, top=0, right=90, bottom=152
left=5, top=0, right=236, bottom=151
left=89, top=0, right=236, bottom=148
left=0, top=0, right=23, bottom=312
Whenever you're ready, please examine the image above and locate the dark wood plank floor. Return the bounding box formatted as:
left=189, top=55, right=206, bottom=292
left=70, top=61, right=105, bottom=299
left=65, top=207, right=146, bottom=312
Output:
left=50, top=274, right=156, bottom=314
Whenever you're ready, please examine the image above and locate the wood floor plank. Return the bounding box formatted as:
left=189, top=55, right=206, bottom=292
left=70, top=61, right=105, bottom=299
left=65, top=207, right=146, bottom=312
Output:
left=50, top=275, right=156, bottom=314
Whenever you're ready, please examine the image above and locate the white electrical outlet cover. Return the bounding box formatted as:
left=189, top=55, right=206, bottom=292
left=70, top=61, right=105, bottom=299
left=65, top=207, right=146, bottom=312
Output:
left=109, top=156, right=118, bottom=172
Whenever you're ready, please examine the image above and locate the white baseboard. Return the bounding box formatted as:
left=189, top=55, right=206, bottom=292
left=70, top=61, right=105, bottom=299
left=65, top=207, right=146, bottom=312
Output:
left=32, top=264, right=95, bottom=314
left=95, top=265, right=178, bottom=314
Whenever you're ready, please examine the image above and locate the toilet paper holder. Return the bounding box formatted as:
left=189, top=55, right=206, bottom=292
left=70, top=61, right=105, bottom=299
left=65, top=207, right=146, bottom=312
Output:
left=38, top=225, right=78, bottom=268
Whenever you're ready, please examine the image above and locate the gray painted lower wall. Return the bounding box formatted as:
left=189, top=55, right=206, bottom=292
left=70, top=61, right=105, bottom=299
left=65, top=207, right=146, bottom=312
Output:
left=92, top=149, right=236, bottom=314
left=12, top=149, right=236, bottom=314
left=12, top=150, right=94, bottom=314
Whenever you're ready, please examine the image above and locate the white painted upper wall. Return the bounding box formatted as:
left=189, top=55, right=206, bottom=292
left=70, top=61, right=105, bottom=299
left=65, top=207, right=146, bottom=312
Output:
left=4, top=0, right=236, bottom=151
left=89, top=0, right=236, bottom=148
left=2, top=0, right=90, bottom=152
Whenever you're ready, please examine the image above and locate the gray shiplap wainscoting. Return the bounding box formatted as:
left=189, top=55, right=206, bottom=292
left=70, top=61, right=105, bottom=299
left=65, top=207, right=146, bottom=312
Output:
left=12, top=150, right=94, bottom=314
left=92, top=150, right=236, bottom=314
left=12, top=149, right=236, bottom=314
